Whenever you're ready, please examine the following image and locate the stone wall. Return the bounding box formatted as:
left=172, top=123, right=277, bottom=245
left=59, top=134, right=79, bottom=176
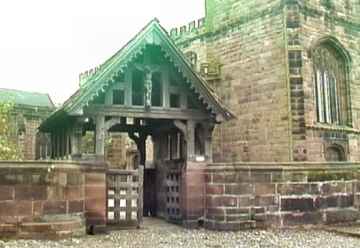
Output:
left=84, top=165, right=107, bottom=231
left=22, top=117, right=43, bottom=160
left=175, top=0, right=291, bottom=162
left=9, top=106, right=53, bottom=160
left=105, top=133, right=128, bottom=169
left=292, top=0, right=360, bottom=162
left=0, top=161, right=106, bottom=239
left=204, top=162, right=360, bottom=230
left=205, top=0, right=282, bottom=32
left=181, top=162, right=206, bottom=228
left=173, top=0, right=360, bottom=163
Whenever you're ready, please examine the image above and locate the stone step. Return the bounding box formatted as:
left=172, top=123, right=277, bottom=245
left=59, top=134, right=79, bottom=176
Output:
left=0, top=219, right=86, bottom=240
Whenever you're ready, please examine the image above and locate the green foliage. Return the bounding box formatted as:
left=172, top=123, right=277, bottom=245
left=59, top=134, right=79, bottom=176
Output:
left=0, top=102, right=21, bottom=160
left=308, top=171, right=354, bottom=182
left=321, top=0, right=334, bottom=10
left=81, top=131, right=95, bottom=154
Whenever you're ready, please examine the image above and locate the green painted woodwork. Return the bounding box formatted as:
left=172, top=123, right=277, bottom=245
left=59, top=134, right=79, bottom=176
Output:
left=41, top=19, right=234, bottom=131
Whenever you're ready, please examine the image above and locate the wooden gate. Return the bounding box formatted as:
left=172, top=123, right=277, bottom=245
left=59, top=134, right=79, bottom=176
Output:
left=106, top=167, right=143, bottom=228
left=165, top=169, right=181, bottom=222
left=143, top=168, right=157, bottom=216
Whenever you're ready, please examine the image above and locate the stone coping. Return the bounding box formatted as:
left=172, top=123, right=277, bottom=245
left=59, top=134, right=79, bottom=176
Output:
left=107, top=168, right=139, bottom=175
left=0, top=160, right=106, bottom=172
left=207, top=162, right=360, bottom=171
left=0, top=218, right=85, bottom=239
left=307, top=124, right=360, bottom=134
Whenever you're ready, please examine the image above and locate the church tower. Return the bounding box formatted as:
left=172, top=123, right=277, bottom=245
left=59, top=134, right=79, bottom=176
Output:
left=173, top=0, right=360, bottom=163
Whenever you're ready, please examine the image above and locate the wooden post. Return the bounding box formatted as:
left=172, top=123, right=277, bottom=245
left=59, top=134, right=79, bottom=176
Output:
left=55, top=132, right=59, bottom=159
left=163, top=65, right=170, bottom=108
left=45, top=136, right=48, bottom=159
left=61, top=131, right=64, bottom=159
left=71, top=124, right=82, bottom=158
left=70, top=129, right=78, bottom=155
left=144, top=71, right=152, bottom=110
left=140, top=135, right=147, bottom=166
left=50, top=132, right=54, bottom=159
left=129, top=132, right=147, bottom=166
left=39, top=143, right=43, bottom=160
left=204, top=122, right=214, bottom=162
left=138, top=165, right=144, bottom=226
left=187, top=120, right=196, bottom=161
left=95, top=115, right=105, bottom=160
left=61, top=129, right=65, bottom=159
left=174, top=120, right=187, bottom=137
left=65, top=129, right=70, bottom=158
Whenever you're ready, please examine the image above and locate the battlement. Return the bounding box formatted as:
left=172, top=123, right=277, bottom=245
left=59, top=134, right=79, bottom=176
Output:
left=170, top=18, right=206, bottom=39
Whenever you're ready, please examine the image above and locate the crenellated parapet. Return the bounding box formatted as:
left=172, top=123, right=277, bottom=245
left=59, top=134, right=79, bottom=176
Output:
left=170, top=18, right=206, bottom=42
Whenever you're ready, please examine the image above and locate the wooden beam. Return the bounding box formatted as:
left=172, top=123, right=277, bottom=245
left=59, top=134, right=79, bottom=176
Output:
left=129, top=132, right=148, bottom=166
left=173, top=120, right=187, bottom=139
left=83, top=105, right=211, bottom=121
left=70, top=124, right=82, bottom=156
left=203, top=122, right=215, bottom=163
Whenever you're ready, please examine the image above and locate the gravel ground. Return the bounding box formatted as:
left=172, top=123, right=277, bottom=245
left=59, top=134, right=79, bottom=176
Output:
left=325, top=224, right=360, bottom=238
left=1, top=218, right=360, bottom=248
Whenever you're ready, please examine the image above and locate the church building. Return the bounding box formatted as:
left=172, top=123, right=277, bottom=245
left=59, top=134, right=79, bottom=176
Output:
left=1, top=1, right=359, bottom=237
left=40, top=0, right=360, bottom=230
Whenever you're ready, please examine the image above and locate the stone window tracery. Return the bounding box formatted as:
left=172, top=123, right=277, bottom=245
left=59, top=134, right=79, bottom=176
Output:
left=313, top=44, right=349, bottom=125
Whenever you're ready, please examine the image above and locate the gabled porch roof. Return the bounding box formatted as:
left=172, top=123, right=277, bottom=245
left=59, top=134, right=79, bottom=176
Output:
left=40, top=19, right=234, bottom=131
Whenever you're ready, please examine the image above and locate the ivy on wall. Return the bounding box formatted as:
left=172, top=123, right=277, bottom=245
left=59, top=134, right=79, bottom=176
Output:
left=321, top=0, right=334, bottom=10
left=0, top=102, right=21, bottom=160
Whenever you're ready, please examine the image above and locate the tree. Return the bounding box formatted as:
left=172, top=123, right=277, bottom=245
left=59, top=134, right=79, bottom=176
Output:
left=0, top=102, right=20, bottom=160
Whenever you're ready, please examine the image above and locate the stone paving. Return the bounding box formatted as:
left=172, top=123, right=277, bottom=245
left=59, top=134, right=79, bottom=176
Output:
left=0, top=218, right=360, bottom=248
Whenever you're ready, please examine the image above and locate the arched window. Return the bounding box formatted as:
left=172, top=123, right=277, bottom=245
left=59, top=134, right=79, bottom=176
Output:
left=313, top=40, right=350, bottom=125
left=325, top=145, right=345, bottom=162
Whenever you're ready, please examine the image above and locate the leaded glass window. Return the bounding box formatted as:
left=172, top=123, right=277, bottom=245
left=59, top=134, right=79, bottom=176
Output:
left=313, top=44, right=348, bottom=125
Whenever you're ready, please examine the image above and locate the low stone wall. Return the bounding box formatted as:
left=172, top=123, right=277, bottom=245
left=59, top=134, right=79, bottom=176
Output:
left=0, top=161, right=106, bottom=239
left=205, top=162, right=360, bottom=230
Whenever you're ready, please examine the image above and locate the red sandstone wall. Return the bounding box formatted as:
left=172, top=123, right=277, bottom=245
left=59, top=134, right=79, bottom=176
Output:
left=23, top=118, right=41, bottom=160
left=176, top=1, right=291, bottom=162
left=105, top=133, right=128, bottom=169
left=181, top=162, right=206, bottom=228
left=204, top=163, right=360, bottom=230
left=175, top=1, right=360, bottom=163
left=298, top=2, right=360, bottom=162
left=85, top=171, right=107, bottom=229
left=0, top=165, right=85, bottom=223
left=9, top=109, right=52, bottom=161
left=0, top=161, right=106, bottom=238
